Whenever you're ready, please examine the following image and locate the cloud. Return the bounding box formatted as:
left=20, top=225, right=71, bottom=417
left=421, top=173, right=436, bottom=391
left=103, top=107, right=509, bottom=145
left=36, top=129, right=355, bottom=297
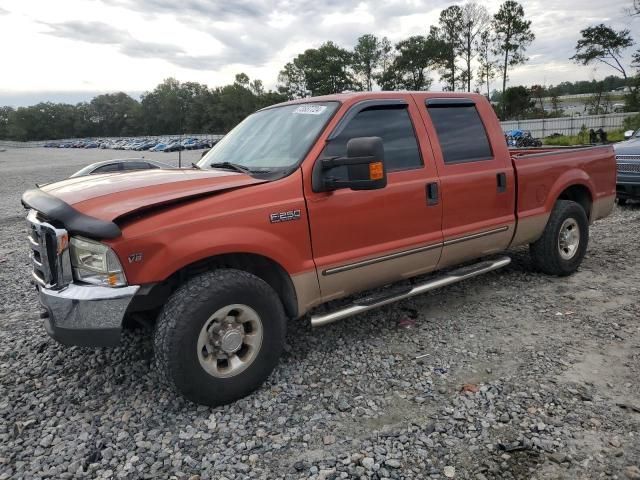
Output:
left=119, top=38, right=184, bottom=59
left=41, top=20, right=235, bottom=70
left=43, top=21, right=126, bottom=44
left=5, top=0, right=639, bottom=98
left=0, top=6, right=10, bottom=15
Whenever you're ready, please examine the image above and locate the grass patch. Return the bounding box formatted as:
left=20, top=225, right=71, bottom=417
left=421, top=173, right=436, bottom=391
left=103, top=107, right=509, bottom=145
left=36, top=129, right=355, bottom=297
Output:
left=543, top=129, right=626, bottom=146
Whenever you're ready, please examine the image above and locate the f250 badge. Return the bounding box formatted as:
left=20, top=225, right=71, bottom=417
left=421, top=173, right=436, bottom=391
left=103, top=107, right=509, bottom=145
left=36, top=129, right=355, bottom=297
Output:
left=270, top=209, right=301, bottom=223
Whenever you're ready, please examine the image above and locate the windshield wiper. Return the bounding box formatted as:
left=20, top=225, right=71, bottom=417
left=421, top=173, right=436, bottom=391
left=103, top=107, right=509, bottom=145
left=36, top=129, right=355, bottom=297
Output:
left=210, top=162, right=253, bottom=174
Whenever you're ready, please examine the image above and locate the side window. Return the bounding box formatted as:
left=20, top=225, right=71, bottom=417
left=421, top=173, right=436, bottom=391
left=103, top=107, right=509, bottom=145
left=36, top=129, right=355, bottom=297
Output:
left=122, top=161, right=152, bottom=170
left=323, top=106, right=422, bottom=172
left=92, top=163, right=121, bottom=174
left=427, top=104, right=493, bottom=164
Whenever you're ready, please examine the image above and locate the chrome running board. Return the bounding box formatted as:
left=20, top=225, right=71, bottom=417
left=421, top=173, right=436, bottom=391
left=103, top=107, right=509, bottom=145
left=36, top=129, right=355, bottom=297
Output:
left=310, top=256, right=511, bottom=327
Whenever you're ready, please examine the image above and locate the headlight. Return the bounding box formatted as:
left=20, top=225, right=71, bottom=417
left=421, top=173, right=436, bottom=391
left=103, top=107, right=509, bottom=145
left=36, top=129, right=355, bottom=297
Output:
left=69, top=237, right=127, bottom=287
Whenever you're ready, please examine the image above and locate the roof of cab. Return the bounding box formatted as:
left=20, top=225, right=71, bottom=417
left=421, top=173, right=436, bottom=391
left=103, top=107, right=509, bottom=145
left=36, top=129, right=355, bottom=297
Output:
left=262, top=91, right=488, bottom=110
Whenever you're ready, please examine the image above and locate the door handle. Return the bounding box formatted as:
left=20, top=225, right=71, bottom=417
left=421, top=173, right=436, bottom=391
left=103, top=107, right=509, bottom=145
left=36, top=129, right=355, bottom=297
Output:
left=496, top=172, right=507, bottom=193
left=426, top=182, right=439, bottom=206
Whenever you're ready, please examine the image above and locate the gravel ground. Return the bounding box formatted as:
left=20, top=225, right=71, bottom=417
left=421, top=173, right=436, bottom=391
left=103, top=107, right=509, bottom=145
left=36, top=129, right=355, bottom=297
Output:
left=0, top=148, right=639, bottom=480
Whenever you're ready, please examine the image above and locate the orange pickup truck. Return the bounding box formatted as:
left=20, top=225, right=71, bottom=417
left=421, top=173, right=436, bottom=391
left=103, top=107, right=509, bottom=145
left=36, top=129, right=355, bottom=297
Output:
left=22, top=92, right=616, bottom=406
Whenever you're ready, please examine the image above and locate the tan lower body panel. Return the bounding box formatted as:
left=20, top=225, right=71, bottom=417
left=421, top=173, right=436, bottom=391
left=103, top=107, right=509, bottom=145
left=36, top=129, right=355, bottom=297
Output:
left=307, top=226, right=513, bottom=312
left=437, top=225, right=514, bottom=269
left=591, top=194, right=615, bottom=223
left=510, top=213, right=550, bottom=247
left=291, top=270, right=322, bottom=317
left=318, top=245, right=442, bottom=303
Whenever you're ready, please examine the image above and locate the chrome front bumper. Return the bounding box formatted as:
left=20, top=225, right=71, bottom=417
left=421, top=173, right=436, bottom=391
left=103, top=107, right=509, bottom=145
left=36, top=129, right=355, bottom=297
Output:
left=39, top=283, right=139, bottom=347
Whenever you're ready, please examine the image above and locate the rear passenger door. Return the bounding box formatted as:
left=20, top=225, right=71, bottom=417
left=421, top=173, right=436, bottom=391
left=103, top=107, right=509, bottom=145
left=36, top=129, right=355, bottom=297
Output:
left=418, top=97, right=516, bottom=268
left=305, top=99, right=443, bottom=302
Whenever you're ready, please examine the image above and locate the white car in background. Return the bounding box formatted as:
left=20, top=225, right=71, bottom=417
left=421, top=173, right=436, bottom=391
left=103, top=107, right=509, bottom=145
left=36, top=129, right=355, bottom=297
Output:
left=69, top=158, right=174, bottom=178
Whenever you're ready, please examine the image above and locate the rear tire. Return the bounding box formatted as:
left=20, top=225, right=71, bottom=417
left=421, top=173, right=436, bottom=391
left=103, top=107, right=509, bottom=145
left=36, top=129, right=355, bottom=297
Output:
left=617, top=198, right=628, bottom=206
left=154, top=269, right=286, bottom=406
left=530, top=200, right=589, bottom=276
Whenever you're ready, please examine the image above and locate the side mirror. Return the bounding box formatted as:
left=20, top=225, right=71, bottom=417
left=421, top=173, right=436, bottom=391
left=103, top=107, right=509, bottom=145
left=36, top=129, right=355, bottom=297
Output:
left=312, top=137, right=387, bottom=192
left=624, top=130, right=635, bottom=139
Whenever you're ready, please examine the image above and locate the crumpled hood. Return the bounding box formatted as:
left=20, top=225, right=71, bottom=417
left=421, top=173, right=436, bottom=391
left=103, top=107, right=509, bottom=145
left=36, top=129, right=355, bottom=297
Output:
left=41, top=168, right=266, bottom=222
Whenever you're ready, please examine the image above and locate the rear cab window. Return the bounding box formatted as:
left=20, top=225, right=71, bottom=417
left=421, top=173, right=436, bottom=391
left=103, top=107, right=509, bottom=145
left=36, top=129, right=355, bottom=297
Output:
left=426, top=101, right=493, bottom=164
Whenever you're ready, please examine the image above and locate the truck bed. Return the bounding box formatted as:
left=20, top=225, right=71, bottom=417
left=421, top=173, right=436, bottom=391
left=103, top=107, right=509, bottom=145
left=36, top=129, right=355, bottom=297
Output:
left=511, top=145, right=616, bottom=227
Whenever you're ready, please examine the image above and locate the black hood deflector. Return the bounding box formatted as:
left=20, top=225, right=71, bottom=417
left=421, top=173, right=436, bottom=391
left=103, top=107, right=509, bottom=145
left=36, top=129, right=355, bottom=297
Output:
left=22, top=189, right=122, bottom=239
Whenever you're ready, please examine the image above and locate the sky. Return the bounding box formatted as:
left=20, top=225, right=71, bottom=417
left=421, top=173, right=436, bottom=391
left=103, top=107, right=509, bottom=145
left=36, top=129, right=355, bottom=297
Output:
left=0, top=0, right=638, bottom=107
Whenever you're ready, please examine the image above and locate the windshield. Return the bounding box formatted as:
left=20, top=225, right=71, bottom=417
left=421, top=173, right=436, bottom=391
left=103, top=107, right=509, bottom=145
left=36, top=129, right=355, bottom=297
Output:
left=197, top=102, right=339, bottom=172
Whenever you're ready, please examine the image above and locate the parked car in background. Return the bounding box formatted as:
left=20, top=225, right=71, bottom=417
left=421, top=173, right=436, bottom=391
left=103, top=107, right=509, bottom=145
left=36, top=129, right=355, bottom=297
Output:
left=149, top=143, right=167, bottom=152
left=69, top=158, right=174, bottom=178
left=163, top=141, right=185, bottom=152
left=614, top=129, right=640, bottom=204
left=43, top=136, right=220, bottom=151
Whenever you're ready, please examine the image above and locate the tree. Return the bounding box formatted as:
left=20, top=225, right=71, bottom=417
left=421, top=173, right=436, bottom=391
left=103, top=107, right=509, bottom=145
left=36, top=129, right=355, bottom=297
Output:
left=493, top=1, right=535, bottom=116
left=476, top=30, right=497, bottom=98
left=583, top=81, right=615, bottom=114
left=234, top=73, right=250, bottom=86
left=89, top=92, right=140, bottom=137
left=352, top=34, right=382, bottom=91
left=436, top=6, right=464, bottom=91
left=279, top=42, right=355, bottom=97
left=501, top=85, right=534, bottom=119
left=0, top=74, right=287, bottom=140
left=377, top=37, right=394, bottom=86
left=277, top=62, right=308, bottom=99
left=0, top=106, right=14, bottom=139
left=379, top=35, right=441, bottom=91
left=139, top=78, right=187, bottom=135
left=571, top=24, right=634, bottom=88
left=460, top=3, right=490, bottom=92
left=249, top=79, right=264, bottom=96
left=550, top=94, right=564, bottom=117
left=530, top=84, right=546, bottom=113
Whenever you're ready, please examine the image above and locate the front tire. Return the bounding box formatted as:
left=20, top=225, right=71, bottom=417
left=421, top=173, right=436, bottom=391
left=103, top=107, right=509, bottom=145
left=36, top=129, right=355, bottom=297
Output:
left=154, top=269, right=286, bottom=406
left=530, top=200, right=589, bottom=276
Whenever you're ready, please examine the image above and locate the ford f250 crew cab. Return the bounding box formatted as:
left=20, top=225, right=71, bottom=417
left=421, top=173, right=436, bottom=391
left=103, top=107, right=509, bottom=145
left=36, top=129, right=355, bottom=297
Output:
left=21, top=92, right=616, bottom=406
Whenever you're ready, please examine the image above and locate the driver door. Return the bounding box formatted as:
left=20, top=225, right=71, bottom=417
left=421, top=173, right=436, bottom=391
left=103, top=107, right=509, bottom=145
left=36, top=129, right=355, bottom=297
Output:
left=304, top=98, right=443, bottom=302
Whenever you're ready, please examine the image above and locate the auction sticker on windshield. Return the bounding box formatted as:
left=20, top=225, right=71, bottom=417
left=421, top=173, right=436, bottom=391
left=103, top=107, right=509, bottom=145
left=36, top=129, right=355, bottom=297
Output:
left=293, top=105, right=327, bottom=115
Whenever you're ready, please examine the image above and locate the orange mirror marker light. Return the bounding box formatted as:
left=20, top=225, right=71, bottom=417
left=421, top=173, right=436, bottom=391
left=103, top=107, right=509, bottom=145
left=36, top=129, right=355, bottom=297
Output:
left=369, top=162, right=383, bottom=180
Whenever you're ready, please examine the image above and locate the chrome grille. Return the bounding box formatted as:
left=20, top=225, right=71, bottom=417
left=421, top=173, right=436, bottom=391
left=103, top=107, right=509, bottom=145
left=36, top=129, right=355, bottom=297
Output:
left=616, top=154, right=640, bottom=161
left=26, top=210, right=72, bottom=289
left=617, top=162, right=640, bottom=174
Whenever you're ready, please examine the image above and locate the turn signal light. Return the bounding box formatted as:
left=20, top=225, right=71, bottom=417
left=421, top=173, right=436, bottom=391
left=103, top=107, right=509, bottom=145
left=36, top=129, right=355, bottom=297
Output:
left=369, top=162, right=383, bottom=180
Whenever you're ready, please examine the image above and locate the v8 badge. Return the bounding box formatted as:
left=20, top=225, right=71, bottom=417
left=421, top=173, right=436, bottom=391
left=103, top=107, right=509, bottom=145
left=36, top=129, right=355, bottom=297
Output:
left=128, top=253, right=143, bottom=264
